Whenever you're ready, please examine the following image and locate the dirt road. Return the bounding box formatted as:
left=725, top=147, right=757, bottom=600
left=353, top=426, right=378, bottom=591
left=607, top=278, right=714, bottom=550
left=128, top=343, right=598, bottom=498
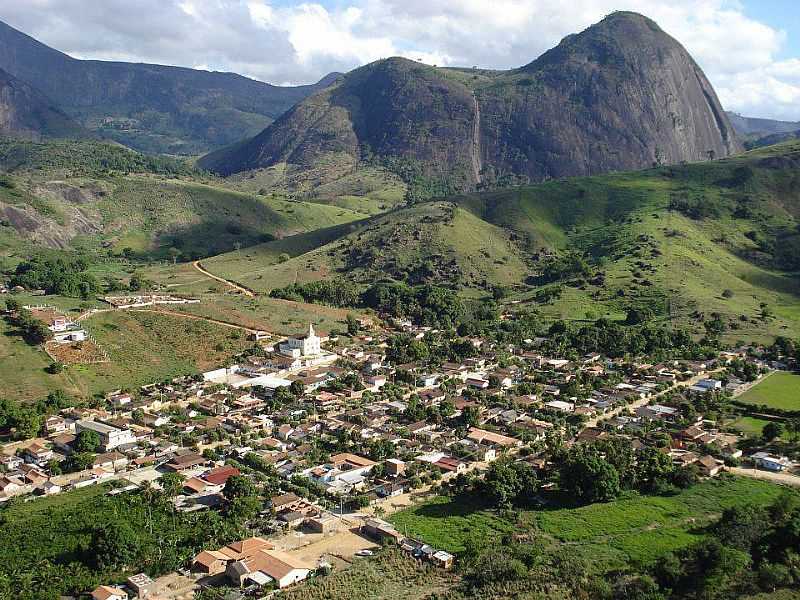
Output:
left=730, top=466, right=800, bottom=487
left=129, top=307, right=262, bottom=334
left=584, top=370, right=722, bottom=430
left=192, top=260, right=255, bottom=297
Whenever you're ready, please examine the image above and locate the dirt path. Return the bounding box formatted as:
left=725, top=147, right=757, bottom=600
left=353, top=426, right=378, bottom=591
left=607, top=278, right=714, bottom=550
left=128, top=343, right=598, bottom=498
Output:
left=584, top=370, right=722, bottom=430
left=730, top=466, right=800, bottom=487
left=192, top=260, right=255, bottom=297
left=129, top=308, right=262, bottom=334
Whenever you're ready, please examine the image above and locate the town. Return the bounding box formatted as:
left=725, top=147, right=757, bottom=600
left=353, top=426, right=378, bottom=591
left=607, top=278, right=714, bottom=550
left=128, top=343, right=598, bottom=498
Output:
left=1, top=300, right=797, bottom=600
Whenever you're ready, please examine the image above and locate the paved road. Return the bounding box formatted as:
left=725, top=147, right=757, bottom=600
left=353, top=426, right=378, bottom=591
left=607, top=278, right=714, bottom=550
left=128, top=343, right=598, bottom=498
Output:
left=192, top=260, right=255, bottom=297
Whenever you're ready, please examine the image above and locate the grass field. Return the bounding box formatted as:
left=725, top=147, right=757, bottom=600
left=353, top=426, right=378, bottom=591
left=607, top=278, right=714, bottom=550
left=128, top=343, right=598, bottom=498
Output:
left=279, top=549, right=455, bottom=600
left=729, top=415, right=793, bottom=440
left=737, top=372, right=800, bottom=411
left=390, top=477, right=790, bottom=573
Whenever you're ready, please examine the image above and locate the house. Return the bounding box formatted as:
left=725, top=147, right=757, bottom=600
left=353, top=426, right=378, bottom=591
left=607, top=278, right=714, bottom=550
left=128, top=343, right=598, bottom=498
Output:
left=635, top=404, right=679, bottom=422
left=385, top=458, right=406, bottom=476
left=202, top=465, right=240, bottom=487
left=306, top=514, right=338, bottom=534
left=23, top=441, right=53, bottom=466
left=545, top=400, right=575, bottom=413
left=697, top=455, right=723, bottom=477
left=270, top=492, right=302, bottom=511
left=164, top=452, right=207, bottom=472
left=362, top=518, right=404, bottom=544
left=278, top=510, right=306, bottom=528
left=90, top=586, right=128, bottom=600
left=92, top=452, right=129, bottom=472
left=432, top=550, right=455, bottom=569
left=377, top=481, right=406, bottom=497
left=434, top=456, right=466, bottom=474
left=466, top=427, right=522, bottom=448
left=75, top=420, right=135, bottom=451
left=227, top=549, right=312, bottom=589
left=192, top=550, right=230, bottom=576
left=752, top=452, right=792, bottom=472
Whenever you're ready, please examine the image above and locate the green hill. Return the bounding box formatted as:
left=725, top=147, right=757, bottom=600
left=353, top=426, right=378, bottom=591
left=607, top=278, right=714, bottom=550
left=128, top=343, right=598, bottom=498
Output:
left=199, top=140, right=800, bottom=341
left=0, top=139, right=368, bottom=263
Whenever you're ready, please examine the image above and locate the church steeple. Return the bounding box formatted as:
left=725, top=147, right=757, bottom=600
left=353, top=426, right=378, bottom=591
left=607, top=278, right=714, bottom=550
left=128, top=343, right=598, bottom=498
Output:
left=308, top=323, right=315, bottom=338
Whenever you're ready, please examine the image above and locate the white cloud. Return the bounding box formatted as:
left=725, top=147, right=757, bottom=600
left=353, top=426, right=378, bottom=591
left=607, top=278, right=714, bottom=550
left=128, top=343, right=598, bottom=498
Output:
left=0, top=0, right=797, bottom=120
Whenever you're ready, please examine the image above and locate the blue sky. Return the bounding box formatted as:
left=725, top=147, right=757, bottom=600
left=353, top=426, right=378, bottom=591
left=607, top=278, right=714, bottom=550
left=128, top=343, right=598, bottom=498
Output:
left=1, top=0, right=798, bottom=120
left=741, top=0, right=799, bottom=59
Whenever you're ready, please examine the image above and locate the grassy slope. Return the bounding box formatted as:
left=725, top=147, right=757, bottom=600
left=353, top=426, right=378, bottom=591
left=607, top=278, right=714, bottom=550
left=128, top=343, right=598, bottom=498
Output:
left=203, top=202, right=529, bottom=294
left=1, top=308, right=254, bottom=402
left=457, top=142, right=800, bottom=336
left=225, top=156, right=407, bottom=216
left=191, top=141, right=800, bottom=339
left=390, top=477, right=789, bottom=573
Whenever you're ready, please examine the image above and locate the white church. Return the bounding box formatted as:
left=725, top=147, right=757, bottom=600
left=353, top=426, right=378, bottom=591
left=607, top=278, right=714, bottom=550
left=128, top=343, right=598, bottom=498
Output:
left=279, top=323, right=322, bottom=358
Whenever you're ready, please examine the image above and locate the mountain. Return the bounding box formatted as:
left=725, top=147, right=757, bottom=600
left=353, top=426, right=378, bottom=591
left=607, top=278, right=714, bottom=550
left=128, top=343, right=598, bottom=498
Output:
left=200, top=12, right=741, bottom=190
left=0, top=67, right=86, bottom=140
left=746, top=129, right=800, bottom=149
left=202, top=140, right=800, bottom=342
left=0, top=19, right=337, bottom=154
left=727, top=112, right=800, bottom=138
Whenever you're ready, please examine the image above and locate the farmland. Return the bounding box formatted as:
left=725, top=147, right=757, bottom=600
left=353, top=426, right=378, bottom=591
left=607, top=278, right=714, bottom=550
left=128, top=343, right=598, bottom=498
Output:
left=737, top=371, right=800, bottom=411
left=390, top=477, right=791, bottom=573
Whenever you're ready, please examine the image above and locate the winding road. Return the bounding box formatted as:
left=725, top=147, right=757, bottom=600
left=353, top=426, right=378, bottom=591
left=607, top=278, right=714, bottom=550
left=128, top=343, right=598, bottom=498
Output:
left=192, top=260, right=255, bottom=297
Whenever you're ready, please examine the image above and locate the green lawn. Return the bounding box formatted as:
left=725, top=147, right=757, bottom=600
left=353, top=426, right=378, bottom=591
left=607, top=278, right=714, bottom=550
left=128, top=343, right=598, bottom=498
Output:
left=390, top=477, right=790, bottom=572
left=730, top=416, right=792, bottom=440
left=737, top=372, right=800, bottom=411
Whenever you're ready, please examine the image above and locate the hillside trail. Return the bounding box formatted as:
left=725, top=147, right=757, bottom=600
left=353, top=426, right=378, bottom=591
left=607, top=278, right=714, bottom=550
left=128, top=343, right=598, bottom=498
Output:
left=471, top=92, right=482, bottom=186
left=192, top=260, right=255, bottom=297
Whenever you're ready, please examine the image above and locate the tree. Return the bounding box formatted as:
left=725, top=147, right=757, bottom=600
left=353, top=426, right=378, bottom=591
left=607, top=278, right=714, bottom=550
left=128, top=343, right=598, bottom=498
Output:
left=159, top=472, right=185, bottom=498
left=762, top=421, right=783, bottom=443
left=223, top=475, right=256, bottom=501
left=346, top=313, right=360, bottom=336
left=168, top=247, right=182, bottom=265
left=483, top=459, right=538, bottom=508
left=93, top=519, right=142, bottom=570
left=226, top=495, right=261, bottom=522
left=75, top=429, right=101, bottom=453
left=289, top=380, right=305, bottom=398
left=559, top=450, right=620, bottom=503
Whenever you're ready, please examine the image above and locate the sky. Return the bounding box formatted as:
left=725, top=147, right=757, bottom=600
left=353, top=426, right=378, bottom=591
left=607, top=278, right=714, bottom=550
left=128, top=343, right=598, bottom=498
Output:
left=1, top=0, right=799, bottom=121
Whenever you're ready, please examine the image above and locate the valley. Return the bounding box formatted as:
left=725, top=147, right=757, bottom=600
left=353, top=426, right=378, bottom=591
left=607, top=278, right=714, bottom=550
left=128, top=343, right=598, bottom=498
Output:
left=0, top=6, right=798, bottom=600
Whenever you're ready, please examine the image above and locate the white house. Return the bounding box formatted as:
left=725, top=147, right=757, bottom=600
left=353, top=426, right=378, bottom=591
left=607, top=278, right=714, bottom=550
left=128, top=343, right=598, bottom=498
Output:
left=752, top=452, right=792, bottom=472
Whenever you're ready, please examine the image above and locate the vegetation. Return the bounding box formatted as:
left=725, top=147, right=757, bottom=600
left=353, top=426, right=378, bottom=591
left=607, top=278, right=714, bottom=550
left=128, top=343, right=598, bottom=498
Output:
left=737, top=372, right=800, bottom=412
left=0, top=484, right=245, bottom=600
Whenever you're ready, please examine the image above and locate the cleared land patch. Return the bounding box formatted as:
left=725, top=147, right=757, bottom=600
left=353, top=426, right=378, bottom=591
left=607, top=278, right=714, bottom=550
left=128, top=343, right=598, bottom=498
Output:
left=737, top=372, right=800, bottom=411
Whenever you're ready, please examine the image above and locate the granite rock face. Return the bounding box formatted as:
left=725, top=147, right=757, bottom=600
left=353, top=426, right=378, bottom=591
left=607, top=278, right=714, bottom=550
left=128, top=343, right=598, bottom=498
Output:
left=201, top=12, right=742, bottom=185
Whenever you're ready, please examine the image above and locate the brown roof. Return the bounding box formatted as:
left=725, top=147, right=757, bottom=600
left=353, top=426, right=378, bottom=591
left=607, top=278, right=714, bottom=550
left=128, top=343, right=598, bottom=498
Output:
left=220, top=536, right=274, bottom=560
left=91, top=586, right=127, bottom=600
left=245, top=549, right=311, bottom=580
left=202, top=465, right=240, bottom=486
left=331, top=452, right=376, bottom=468
left=193, top=549, right=229, bottom=568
